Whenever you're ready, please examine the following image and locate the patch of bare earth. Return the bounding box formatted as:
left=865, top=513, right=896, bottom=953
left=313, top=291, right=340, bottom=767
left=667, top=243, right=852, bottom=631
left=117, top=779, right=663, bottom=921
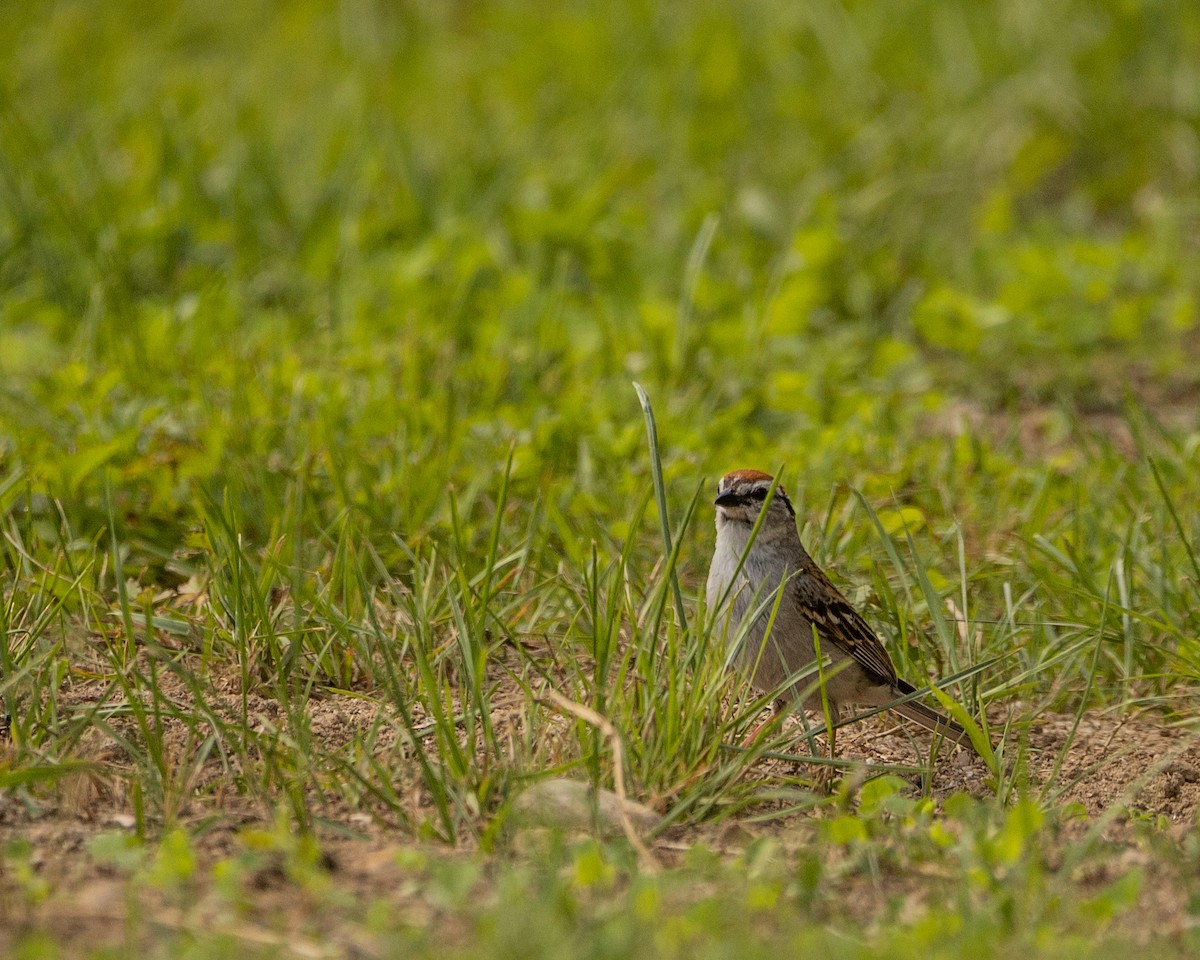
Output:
left=3, top=678, right=1198, bottom=954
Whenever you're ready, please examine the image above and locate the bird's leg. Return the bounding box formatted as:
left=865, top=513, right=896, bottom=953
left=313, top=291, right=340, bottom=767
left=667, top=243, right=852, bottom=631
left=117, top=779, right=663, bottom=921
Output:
left=815, top=703, right=840, bottom=792
left=809, top=629, right=841, bottom=790
left=744, top=698, right=786, bottom=745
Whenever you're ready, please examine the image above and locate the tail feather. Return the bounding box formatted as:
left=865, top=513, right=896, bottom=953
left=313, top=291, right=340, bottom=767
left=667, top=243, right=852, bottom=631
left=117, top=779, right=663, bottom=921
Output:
left=890, top=682, right=985, bottom=756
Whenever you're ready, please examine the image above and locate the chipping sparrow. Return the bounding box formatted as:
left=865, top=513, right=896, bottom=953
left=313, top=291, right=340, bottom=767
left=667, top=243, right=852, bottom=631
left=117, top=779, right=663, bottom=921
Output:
left=706, top=468, right=978, bottom=755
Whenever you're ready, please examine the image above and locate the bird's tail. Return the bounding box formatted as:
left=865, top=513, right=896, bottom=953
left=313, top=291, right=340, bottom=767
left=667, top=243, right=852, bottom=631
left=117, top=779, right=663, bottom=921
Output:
left=892, top=680, right=985, bottom=757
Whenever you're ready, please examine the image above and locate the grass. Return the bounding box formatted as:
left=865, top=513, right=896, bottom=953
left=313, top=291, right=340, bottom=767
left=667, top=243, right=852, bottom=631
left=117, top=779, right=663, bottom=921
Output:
left=3, top=0, right=1200, bottom=955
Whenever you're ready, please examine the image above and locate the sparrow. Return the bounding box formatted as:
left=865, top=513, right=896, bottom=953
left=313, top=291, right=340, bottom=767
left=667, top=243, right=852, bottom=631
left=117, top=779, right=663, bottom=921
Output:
left=706, top=468, right=979, bottom=755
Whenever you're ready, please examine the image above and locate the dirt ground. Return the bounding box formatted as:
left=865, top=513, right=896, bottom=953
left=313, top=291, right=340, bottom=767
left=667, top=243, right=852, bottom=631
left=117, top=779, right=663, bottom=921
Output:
left=2, top=676, right=1197, bottom=955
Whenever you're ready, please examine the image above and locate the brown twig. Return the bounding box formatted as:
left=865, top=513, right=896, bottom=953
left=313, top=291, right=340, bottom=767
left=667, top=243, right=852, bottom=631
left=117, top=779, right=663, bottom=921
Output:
left=537, top=685, right=661, bottom=872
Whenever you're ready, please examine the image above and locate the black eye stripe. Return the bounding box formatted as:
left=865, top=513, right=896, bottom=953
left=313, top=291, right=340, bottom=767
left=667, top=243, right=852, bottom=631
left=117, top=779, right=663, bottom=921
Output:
left=749, top=488, right=768, bottom=501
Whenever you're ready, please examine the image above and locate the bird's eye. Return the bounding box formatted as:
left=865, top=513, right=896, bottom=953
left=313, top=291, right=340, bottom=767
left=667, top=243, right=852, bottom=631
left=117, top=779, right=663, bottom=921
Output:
left=749, top=487, right=768, bottom=502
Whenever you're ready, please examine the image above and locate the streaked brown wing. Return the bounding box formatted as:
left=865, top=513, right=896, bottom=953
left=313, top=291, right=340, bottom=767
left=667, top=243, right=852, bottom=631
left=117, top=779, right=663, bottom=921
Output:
left=794, top=562, right=899, bottom=687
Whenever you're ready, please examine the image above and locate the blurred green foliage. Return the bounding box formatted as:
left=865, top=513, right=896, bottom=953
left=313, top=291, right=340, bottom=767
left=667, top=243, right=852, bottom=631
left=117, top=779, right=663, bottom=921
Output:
left=3, top=0, right=1199, bottom=552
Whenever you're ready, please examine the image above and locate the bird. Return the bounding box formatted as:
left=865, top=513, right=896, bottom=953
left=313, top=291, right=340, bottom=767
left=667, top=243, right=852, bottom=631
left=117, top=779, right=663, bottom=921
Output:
left=705, top=468, right=979, bottom=757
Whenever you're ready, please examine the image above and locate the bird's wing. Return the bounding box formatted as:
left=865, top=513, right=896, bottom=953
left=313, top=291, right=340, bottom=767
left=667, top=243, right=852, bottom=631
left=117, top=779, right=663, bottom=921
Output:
left=792, top=559, right=899, bottom=687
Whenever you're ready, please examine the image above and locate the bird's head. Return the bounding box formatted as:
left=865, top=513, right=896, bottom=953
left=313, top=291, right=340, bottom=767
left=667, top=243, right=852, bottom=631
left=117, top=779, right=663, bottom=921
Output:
left=713, top=469, right=796, bottom=532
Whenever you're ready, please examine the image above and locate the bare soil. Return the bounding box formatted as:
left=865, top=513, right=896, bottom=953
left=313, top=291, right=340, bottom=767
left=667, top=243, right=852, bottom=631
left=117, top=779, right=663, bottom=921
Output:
left=2, top=674, right=1197, bottom=955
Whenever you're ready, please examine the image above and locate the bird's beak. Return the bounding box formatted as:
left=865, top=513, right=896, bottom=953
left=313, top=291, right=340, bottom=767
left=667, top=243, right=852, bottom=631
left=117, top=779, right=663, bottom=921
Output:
left=714, top=491, right=742, bottom=508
